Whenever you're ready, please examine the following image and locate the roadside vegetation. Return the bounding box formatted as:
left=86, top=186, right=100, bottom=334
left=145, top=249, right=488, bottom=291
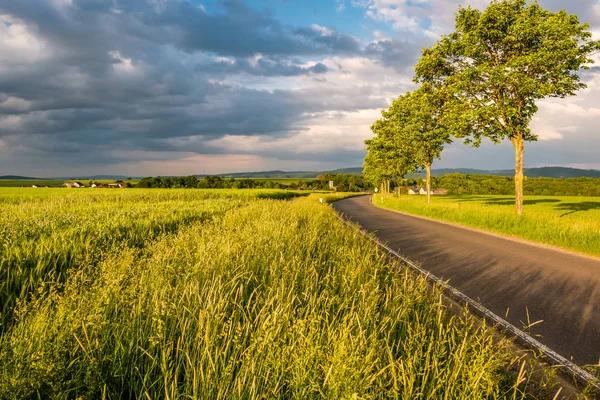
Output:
left=0, top=189, right=543, bottom=398
left=374, top=193, right=600, bottom=257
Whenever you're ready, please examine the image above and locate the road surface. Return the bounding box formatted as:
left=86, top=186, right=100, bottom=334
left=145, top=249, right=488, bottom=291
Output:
left=333, top=195, right=600, bottom=366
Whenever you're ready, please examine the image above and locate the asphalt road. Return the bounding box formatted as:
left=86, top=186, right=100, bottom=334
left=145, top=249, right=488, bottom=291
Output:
left=333, top=195, right=600, bottom=366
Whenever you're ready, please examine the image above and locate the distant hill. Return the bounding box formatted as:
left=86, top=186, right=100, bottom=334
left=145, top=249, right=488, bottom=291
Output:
left=216, top=166, right=600, bottom=179
left=3, top=166, right=598, bottom=181
left=216, top=167, right=363, bottom=179
left=520, top=167, right=600, bottom=178
left=50, top=175, right=138, bottom=180
left=0, top=175, right=40, bottom=180
left=410, top=167, right=600, bottom=179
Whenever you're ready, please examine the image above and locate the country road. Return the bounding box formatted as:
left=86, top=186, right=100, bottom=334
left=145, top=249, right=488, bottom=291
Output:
left=332, top=195, right=600, bottom=366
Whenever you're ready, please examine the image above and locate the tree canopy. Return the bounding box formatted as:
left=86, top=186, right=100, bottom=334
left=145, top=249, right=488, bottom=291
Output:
left=414, top=0, right=599, bottom=214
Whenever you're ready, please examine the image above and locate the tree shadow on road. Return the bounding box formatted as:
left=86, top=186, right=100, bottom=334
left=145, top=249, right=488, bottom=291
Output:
left=555, top=201, right=600, bottom=217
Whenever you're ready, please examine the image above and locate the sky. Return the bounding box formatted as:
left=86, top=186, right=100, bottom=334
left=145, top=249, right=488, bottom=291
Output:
left=1, top=0, right=600, bottom=177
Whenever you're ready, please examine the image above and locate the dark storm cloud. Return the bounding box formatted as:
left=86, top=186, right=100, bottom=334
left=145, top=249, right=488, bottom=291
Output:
left=0, top=0, right=418, bottom=172
left=199, top=57, right=329, bottom=77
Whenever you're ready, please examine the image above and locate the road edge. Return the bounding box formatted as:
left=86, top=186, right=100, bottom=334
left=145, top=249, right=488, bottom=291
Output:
left=333, top=197, right=600, bottom=397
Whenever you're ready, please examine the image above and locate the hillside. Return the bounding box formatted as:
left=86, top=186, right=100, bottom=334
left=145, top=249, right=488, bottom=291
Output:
left=0, top=175, right=40, bottom=180
left=216, top=166, right=600, bottom=179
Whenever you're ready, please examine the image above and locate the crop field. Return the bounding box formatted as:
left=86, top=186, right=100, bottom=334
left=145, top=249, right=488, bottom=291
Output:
left=0, top=179, right=140, bottom=188
left=374, top=194, right=600, bottom=257
left=0, top=188, right=557, bottom=398
left=0, top=179, right=64, bottom=187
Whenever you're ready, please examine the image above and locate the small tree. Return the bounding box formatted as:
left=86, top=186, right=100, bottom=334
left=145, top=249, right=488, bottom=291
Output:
left=415, top=0, right=599, bottom=215
left=392, top=86, right=451, bottom=204
left=365, top=107, right=415, bottom=193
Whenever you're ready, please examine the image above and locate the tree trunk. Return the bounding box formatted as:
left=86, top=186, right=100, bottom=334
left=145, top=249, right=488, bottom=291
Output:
left=387, top=180, right=390, bottom=194
left=511, top=134, right=525, bottom=216
left=380, top=182, right=384, bottom=195
left=425, top=164, right=431, bottom=205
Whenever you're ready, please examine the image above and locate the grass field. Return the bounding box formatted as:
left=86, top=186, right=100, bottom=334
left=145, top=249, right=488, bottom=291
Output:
left=0, top=188, right=565, bottom=398
left=374, top=194, right=600, bottom=257
left=0, top=179, right=64, bottom=187
left=0, top=179, right=140, bottom=188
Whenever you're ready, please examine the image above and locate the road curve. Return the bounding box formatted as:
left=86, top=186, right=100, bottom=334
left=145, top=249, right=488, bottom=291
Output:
left=333, top=195, right=600, bottom=366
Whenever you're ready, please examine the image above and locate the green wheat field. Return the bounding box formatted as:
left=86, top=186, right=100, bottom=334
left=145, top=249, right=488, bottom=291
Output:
left=374, top=194, right=600, bottom=258
left=0, top=188, right=585, bottom=398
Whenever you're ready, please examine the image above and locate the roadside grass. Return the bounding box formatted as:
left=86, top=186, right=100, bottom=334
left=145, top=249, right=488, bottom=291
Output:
left=0, top=190, right=546, bottom=398
left=373, top=194, right=600, bottom=257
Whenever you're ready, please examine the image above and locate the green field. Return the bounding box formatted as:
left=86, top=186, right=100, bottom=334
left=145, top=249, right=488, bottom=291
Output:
left=0, top=179, right=63, bottom=187
left=0, top=188, right=549, bottom=398
left=374, top=194, right=600, bottom=257
left=0, top=179, right=140, bottom=188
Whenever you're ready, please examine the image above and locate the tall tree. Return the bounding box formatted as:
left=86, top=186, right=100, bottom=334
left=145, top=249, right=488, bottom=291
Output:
left=414, top=0, right=599, bottom=215
left=394, top=86, right=452, bottom=204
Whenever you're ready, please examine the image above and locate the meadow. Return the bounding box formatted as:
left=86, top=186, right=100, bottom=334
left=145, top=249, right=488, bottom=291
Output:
left=0, top=179, right=140, bottom=188
left=0, top=188, right=561, bottom=398
left=374, top=194, right=600, bottom=257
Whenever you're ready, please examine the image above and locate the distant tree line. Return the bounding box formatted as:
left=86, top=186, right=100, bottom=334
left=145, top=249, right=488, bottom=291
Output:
left=430, top=174, right=600, bottom=197
left=394, top=174, right=600, bottom=197
left=135, top=174, right=368, bottom=192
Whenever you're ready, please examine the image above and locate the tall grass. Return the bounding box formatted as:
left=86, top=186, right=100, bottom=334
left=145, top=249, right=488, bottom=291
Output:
left=0, top=189, right=301, bottom=331
left=374, top=194, right=600, bottom=257
left=0, top=190, right=536, bottom=398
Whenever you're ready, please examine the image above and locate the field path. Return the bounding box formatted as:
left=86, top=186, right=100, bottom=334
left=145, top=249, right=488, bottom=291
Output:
left=333, top=195, right=600, bottom=366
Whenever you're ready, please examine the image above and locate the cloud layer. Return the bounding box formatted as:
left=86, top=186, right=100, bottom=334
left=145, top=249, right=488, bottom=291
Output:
left=0, top=0, right=599, bottom=176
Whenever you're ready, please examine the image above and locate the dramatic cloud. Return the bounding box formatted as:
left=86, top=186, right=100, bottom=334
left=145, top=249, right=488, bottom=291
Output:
left=0, top=0, right=598, bottom=176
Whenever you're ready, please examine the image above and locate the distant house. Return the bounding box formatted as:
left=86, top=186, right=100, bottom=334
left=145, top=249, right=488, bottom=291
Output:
left=108, top=182, right=128, bottom=188
left=433, top=188, right=448, bottom=195
left=64, top=182, right=85, bottom=188
left=419, top=187, right=433, bottom=195
left=407, top=188, right=418, bottom=195
left=31, top=185, right=38, bottom=188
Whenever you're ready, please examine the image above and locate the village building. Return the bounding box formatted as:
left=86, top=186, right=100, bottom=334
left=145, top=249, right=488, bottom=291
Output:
left=107, top=182, right=128, bottom=188
left=64, top=182, right=85, bottom=188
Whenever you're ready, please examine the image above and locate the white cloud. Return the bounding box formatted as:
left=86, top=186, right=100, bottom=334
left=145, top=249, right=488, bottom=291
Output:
left=0, top=16, right=49, bottom=64
left=0, top=97, right=32, bottom=113
left=109, top=51, right=136, bottom=73
left=312, top=24, right=334, bottom=36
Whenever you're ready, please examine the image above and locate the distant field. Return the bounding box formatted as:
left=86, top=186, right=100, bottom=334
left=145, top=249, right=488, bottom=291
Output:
left=0, top=179, right=139, bottom=187
left=0, top=179, right=63, bottom=187
left=0, top=188, right=538, bottom=398
left=374, top=194, right=600, bottom=257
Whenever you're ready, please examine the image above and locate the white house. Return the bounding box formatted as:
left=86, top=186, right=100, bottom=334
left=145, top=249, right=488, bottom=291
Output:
left=407, top=188, right=417, bottom=195
left=419, top=187, right=433, bottom=195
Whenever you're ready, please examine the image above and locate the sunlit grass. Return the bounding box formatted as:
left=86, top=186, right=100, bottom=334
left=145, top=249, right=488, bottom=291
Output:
left=374, top=194, right=600, bottom=257
left=0, top=190, right=547, bottom=398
